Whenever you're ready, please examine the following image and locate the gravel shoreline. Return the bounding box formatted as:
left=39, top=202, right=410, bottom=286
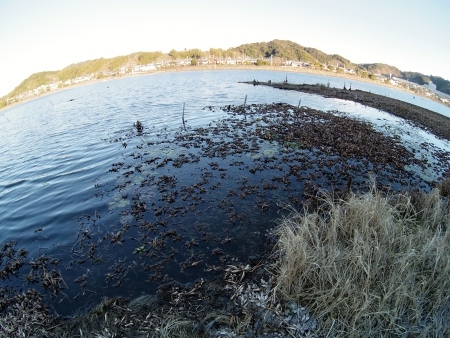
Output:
left=246, top=81, right=450, bottom=141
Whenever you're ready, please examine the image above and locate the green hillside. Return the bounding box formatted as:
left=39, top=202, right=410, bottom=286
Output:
left=228, top=41, right=450, bottom=95
left=7, top=52, right=165, bottom=99
left=3, top=39, right=450, bottom=104
left=10, top=71, right=59, bottom=96
left=230, top=39, right=318, bottom=63
left=229, top=39, right=357, bottom=69
left=401, top=72, right=450, bottom=94
left=359, top=63, right=403, bottom=77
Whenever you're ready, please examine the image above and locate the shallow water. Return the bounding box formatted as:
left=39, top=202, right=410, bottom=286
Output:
left=1, top=70, right=449, bottom=315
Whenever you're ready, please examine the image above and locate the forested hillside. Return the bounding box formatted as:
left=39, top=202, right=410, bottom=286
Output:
left=4, top=39, right=450, bottom=102
left=8, top=52, right=164, bottom=98
left=402, top=73, right=450, bottom=94
left=229, top=39, right=356, bottom=69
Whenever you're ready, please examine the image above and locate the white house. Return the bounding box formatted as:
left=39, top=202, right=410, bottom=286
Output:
left=426, top=81, right=437, bottom=92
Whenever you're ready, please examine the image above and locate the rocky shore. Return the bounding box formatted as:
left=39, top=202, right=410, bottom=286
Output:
left=247, top=81, right=450, bottom=141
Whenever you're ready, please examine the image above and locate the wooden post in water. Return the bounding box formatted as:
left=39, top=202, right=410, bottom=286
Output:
left=182, top=102, right=186, bottom=130
left=243, top=95, right=247, bottom=108
left=298, top=99, right=302, bottom=108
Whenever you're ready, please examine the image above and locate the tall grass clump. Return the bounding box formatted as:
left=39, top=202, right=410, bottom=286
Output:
left=272, top=183, right=450, bottom=337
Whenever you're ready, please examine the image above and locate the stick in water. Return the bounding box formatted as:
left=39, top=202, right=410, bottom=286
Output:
left=182, top=102, right=186, bottom=130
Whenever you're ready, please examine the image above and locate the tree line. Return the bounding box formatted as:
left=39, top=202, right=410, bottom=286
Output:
left=2, top=39, right=449, bottom=103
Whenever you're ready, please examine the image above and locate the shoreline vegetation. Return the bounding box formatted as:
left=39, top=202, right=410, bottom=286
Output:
left=273, top=182, right=450, bottom=337
left=1, top=96, right=450, bottom=336
left=1, top=64, right=449, bottom=112
left=4, top=185, right=450, bottom=337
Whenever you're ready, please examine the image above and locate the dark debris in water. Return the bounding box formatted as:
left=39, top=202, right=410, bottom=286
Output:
left=1, top=102, right=449, bottom=336
left=250, top=81, right=450, bottom=142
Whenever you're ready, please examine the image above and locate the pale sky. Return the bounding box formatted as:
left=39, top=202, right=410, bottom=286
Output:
left=1, top=0, right=449, bottom=97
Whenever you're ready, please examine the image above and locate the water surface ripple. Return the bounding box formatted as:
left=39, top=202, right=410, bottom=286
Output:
left=1, top=70, right=449, bottom=314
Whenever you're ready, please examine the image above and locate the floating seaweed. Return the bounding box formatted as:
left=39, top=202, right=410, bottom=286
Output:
left=2, top=99, right=450, bottom=336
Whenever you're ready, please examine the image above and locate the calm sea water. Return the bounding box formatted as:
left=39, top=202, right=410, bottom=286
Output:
left=1, top=70, right=449, bottom=315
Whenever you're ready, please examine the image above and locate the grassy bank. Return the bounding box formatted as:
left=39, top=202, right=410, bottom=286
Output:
left=273, top=179, right=450, bottom=337
left=6, top=181, right=449, bottom=337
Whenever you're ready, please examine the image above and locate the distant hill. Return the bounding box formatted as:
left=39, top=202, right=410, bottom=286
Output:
left=230, top=40, right=450, bottom=94
left=401, top=72, right=450, bottom=94
left=3, top=39, right=450, bottom=103
left=11, top=71, right=60, bottom=95
left=7, top=52, right=164, bottom=98
left=356, top=64, right=450, bottom=95
left=229, top=39, right=357, bottom=69
left=359, top=63, right=403, bottom=77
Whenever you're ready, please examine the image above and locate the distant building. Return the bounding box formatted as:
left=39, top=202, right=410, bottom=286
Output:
left=423, top=80, right=437, bottom=92
left=427, top=80, right=437, bottom=91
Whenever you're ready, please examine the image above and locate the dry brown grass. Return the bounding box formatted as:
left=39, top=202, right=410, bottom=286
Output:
left=439, top=176, right=450, bottom=197
left=272, top=183, right=450, bottom=337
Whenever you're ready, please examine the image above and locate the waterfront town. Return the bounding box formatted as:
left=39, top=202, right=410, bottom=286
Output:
left=3, top=56, right=450, bottom=108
